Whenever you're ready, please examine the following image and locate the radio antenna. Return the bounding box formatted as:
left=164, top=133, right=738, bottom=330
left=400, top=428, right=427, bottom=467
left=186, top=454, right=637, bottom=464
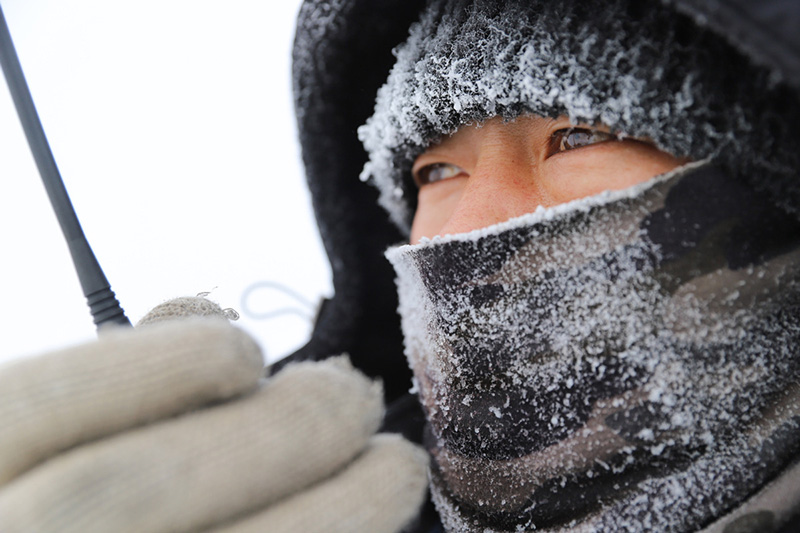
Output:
left=0, top=4, right=130, bottom=329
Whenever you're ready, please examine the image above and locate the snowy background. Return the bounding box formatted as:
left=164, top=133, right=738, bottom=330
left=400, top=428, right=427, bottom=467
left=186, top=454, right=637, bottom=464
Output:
left=0, top=0, right=331, bottom=365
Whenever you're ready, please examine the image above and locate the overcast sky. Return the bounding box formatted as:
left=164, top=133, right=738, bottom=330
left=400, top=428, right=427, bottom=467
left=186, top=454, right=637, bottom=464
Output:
left=0, top=0, right=332, bottom=364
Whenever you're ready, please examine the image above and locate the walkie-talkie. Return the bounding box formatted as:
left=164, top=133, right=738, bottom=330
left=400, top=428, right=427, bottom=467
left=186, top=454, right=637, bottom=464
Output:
left=0, top=3, right=130, bottom=330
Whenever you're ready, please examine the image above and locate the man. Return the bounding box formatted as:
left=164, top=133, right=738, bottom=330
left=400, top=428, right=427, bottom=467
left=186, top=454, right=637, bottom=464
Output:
left=1, top=0, right=799, bottom=532
left=295, top=0, right=800, bottom=531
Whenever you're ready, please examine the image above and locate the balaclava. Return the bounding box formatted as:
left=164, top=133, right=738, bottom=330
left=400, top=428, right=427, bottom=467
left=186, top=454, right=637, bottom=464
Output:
left=361, top=0, right=800, bottom=531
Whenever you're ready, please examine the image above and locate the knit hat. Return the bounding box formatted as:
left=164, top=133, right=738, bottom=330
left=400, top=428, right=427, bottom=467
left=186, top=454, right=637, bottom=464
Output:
left=358, top=0, right=800, bottom=233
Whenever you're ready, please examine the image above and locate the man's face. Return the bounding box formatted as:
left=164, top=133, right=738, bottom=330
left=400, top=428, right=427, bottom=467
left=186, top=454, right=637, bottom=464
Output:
left=410, top=115, right=688, bottom=243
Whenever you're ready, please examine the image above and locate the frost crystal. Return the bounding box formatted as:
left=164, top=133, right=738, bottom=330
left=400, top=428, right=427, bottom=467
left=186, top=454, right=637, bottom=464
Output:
left=387, top=163, right=800, bottom=531
left=359, top=0, right=800, bottom=233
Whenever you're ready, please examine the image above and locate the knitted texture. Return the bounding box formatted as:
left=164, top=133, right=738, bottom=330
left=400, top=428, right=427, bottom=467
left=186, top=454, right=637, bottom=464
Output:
left=136, top=296, right=231, bottom=327
left=0, top=319, right=263, bottom=486
left=359, top=0, right=800, bottom=232
left=0, top=358, right=386, bottom=533
left=212, top=434, right=430, bottom=533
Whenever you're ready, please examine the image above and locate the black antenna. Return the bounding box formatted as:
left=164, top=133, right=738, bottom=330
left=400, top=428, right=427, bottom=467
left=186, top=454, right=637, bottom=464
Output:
left=0, top=4, right=130, bottom=329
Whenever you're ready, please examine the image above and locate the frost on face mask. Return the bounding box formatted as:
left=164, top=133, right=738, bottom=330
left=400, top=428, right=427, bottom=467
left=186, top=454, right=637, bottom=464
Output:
left=386, top=163, right=800, bottom=532
left=360, top=0, right=800, bottom=233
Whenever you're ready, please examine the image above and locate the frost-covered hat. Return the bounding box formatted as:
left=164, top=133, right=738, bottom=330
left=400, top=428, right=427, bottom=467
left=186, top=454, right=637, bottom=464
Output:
left=358, top=0, right=800, bottom=233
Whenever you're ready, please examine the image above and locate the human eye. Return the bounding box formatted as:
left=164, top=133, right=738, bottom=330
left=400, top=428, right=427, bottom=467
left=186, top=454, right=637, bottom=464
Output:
left=413, top=162, right=468, bottom=187
left=547, top=127, right=615, bottom=157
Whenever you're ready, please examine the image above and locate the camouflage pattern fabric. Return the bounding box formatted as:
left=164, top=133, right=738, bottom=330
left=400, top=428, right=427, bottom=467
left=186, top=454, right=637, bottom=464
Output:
left=386, top=163, right=800, bottom=532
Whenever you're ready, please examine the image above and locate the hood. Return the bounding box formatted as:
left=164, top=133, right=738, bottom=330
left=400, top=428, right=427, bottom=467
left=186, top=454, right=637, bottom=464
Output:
left=663, top=0, right=800, bottom=89
left=289, top=0, right=800, bottom=402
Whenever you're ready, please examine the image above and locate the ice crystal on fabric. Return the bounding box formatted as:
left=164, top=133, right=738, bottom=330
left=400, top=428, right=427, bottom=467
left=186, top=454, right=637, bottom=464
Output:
left=386, top=164, right=800, bottom=532
left=359, top=0, right=799, bottom=232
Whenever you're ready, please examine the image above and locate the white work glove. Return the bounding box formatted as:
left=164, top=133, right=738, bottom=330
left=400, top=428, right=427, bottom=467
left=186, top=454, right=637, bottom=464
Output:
left=0, top=297, right=429, bottom=533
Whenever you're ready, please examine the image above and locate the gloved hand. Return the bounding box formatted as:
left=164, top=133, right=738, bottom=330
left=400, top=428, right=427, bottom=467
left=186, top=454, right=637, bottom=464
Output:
left=0, top=297, right=429, bottom=533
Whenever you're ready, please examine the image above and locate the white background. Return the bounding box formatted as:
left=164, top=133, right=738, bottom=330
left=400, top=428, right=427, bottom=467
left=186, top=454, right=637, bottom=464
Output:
left=0, top=0, right=331, bottom=365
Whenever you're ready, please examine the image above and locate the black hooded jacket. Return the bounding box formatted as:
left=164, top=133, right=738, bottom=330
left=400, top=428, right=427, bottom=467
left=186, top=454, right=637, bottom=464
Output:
left=287, top=1, right=800, bottom=531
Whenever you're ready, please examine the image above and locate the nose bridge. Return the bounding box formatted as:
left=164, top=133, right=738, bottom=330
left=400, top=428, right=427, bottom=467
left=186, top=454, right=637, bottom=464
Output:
left=439, top=134, right=542, bottom=235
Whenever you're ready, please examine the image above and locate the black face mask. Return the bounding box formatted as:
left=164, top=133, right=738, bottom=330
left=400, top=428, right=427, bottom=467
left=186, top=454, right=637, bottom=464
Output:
left=387, top=163, right=800, bottom=532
